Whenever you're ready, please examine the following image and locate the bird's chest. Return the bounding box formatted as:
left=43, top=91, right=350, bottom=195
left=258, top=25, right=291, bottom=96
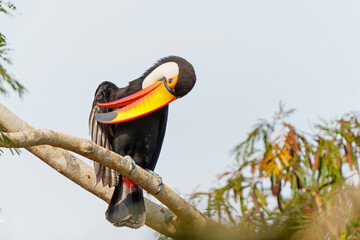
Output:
left=112, top=115, right=160, bottom=167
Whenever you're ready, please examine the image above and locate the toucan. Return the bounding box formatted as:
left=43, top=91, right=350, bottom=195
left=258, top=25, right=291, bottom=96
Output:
left=89, top=56, right=196, bottom=228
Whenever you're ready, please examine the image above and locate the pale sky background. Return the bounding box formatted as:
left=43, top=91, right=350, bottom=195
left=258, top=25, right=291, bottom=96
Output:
left=1, top=1, right=360, bottom=239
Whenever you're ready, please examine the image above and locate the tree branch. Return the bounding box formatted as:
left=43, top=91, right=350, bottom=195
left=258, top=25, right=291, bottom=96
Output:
left=0, top=104, right=184, bottom=238
left=0, top=104, right=209, bottom=238
left=1, top=129, right=207, bottom=226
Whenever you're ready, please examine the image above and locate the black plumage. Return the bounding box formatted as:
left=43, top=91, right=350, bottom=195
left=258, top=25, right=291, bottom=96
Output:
left=89, top=56, right=196, bottom=228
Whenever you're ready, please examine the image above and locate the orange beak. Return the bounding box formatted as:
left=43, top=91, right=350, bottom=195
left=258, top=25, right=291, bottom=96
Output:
left=95, top=78, right=177, bottom=124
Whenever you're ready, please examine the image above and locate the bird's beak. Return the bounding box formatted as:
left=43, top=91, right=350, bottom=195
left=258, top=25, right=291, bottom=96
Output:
left=95, top=77, right=177, bottom=124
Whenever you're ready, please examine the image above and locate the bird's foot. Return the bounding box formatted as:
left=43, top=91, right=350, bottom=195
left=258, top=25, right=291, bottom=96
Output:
left=124, top=155, right=136, bottom=175
left=146, top=169, right=163, bottom=195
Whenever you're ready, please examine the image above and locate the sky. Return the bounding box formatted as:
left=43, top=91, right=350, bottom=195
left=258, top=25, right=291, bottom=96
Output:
left=1, top=0, right=360, bottom=239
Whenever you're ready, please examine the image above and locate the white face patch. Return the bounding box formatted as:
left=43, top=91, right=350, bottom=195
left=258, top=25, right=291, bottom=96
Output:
left=142, top=62, right=179, bottom=89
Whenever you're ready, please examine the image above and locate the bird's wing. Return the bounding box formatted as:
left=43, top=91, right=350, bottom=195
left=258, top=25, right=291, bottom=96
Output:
left=89, top=81, right=119, bottom=188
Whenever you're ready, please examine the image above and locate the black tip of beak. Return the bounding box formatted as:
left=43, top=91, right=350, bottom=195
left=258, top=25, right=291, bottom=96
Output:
left=164, top=82, right=179, bottom=98
left=95, top=112, right=118, bottom=123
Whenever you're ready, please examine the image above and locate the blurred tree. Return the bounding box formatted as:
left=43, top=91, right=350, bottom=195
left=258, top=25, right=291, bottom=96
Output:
left=0, top=1, right=23, bottom=154
left=189, top=104, right=360, bottom=239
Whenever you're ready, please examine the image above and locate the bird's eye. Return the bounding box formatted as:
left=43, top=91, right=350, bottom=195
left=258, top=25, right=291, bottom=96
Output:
left=167, top=76, right=177, bottom=89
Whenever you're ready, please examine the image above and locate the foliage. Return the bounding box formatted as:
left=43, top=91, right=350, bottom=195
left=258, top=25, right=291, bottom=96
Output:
left=0, top=1, right=23, bottom=154
left=0, top=0, right=15, bottom=15
left=189, top=104, right=360, bottom=239
left=0, top=1, right=25, bottom=97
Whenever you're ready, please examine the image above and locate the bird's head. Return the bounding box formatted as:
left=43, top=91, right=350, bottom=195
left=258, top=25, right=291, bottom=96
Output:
left=141, top=56, right=196, bottom=98
left=95, top=56, right=196, bottom=124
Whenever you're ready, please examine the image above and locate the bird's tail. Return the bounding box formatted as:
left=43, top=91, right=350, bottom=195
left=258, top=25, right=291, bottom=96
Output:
left=105, top=177, right=145, bottom=228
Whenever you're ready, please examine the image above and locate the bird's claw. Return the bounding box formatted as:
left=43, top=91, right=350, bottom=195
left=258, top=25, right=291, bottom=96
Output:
left=124, top=155, right=136, bottom=175
left=146, top=169, right=163, bottom=195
